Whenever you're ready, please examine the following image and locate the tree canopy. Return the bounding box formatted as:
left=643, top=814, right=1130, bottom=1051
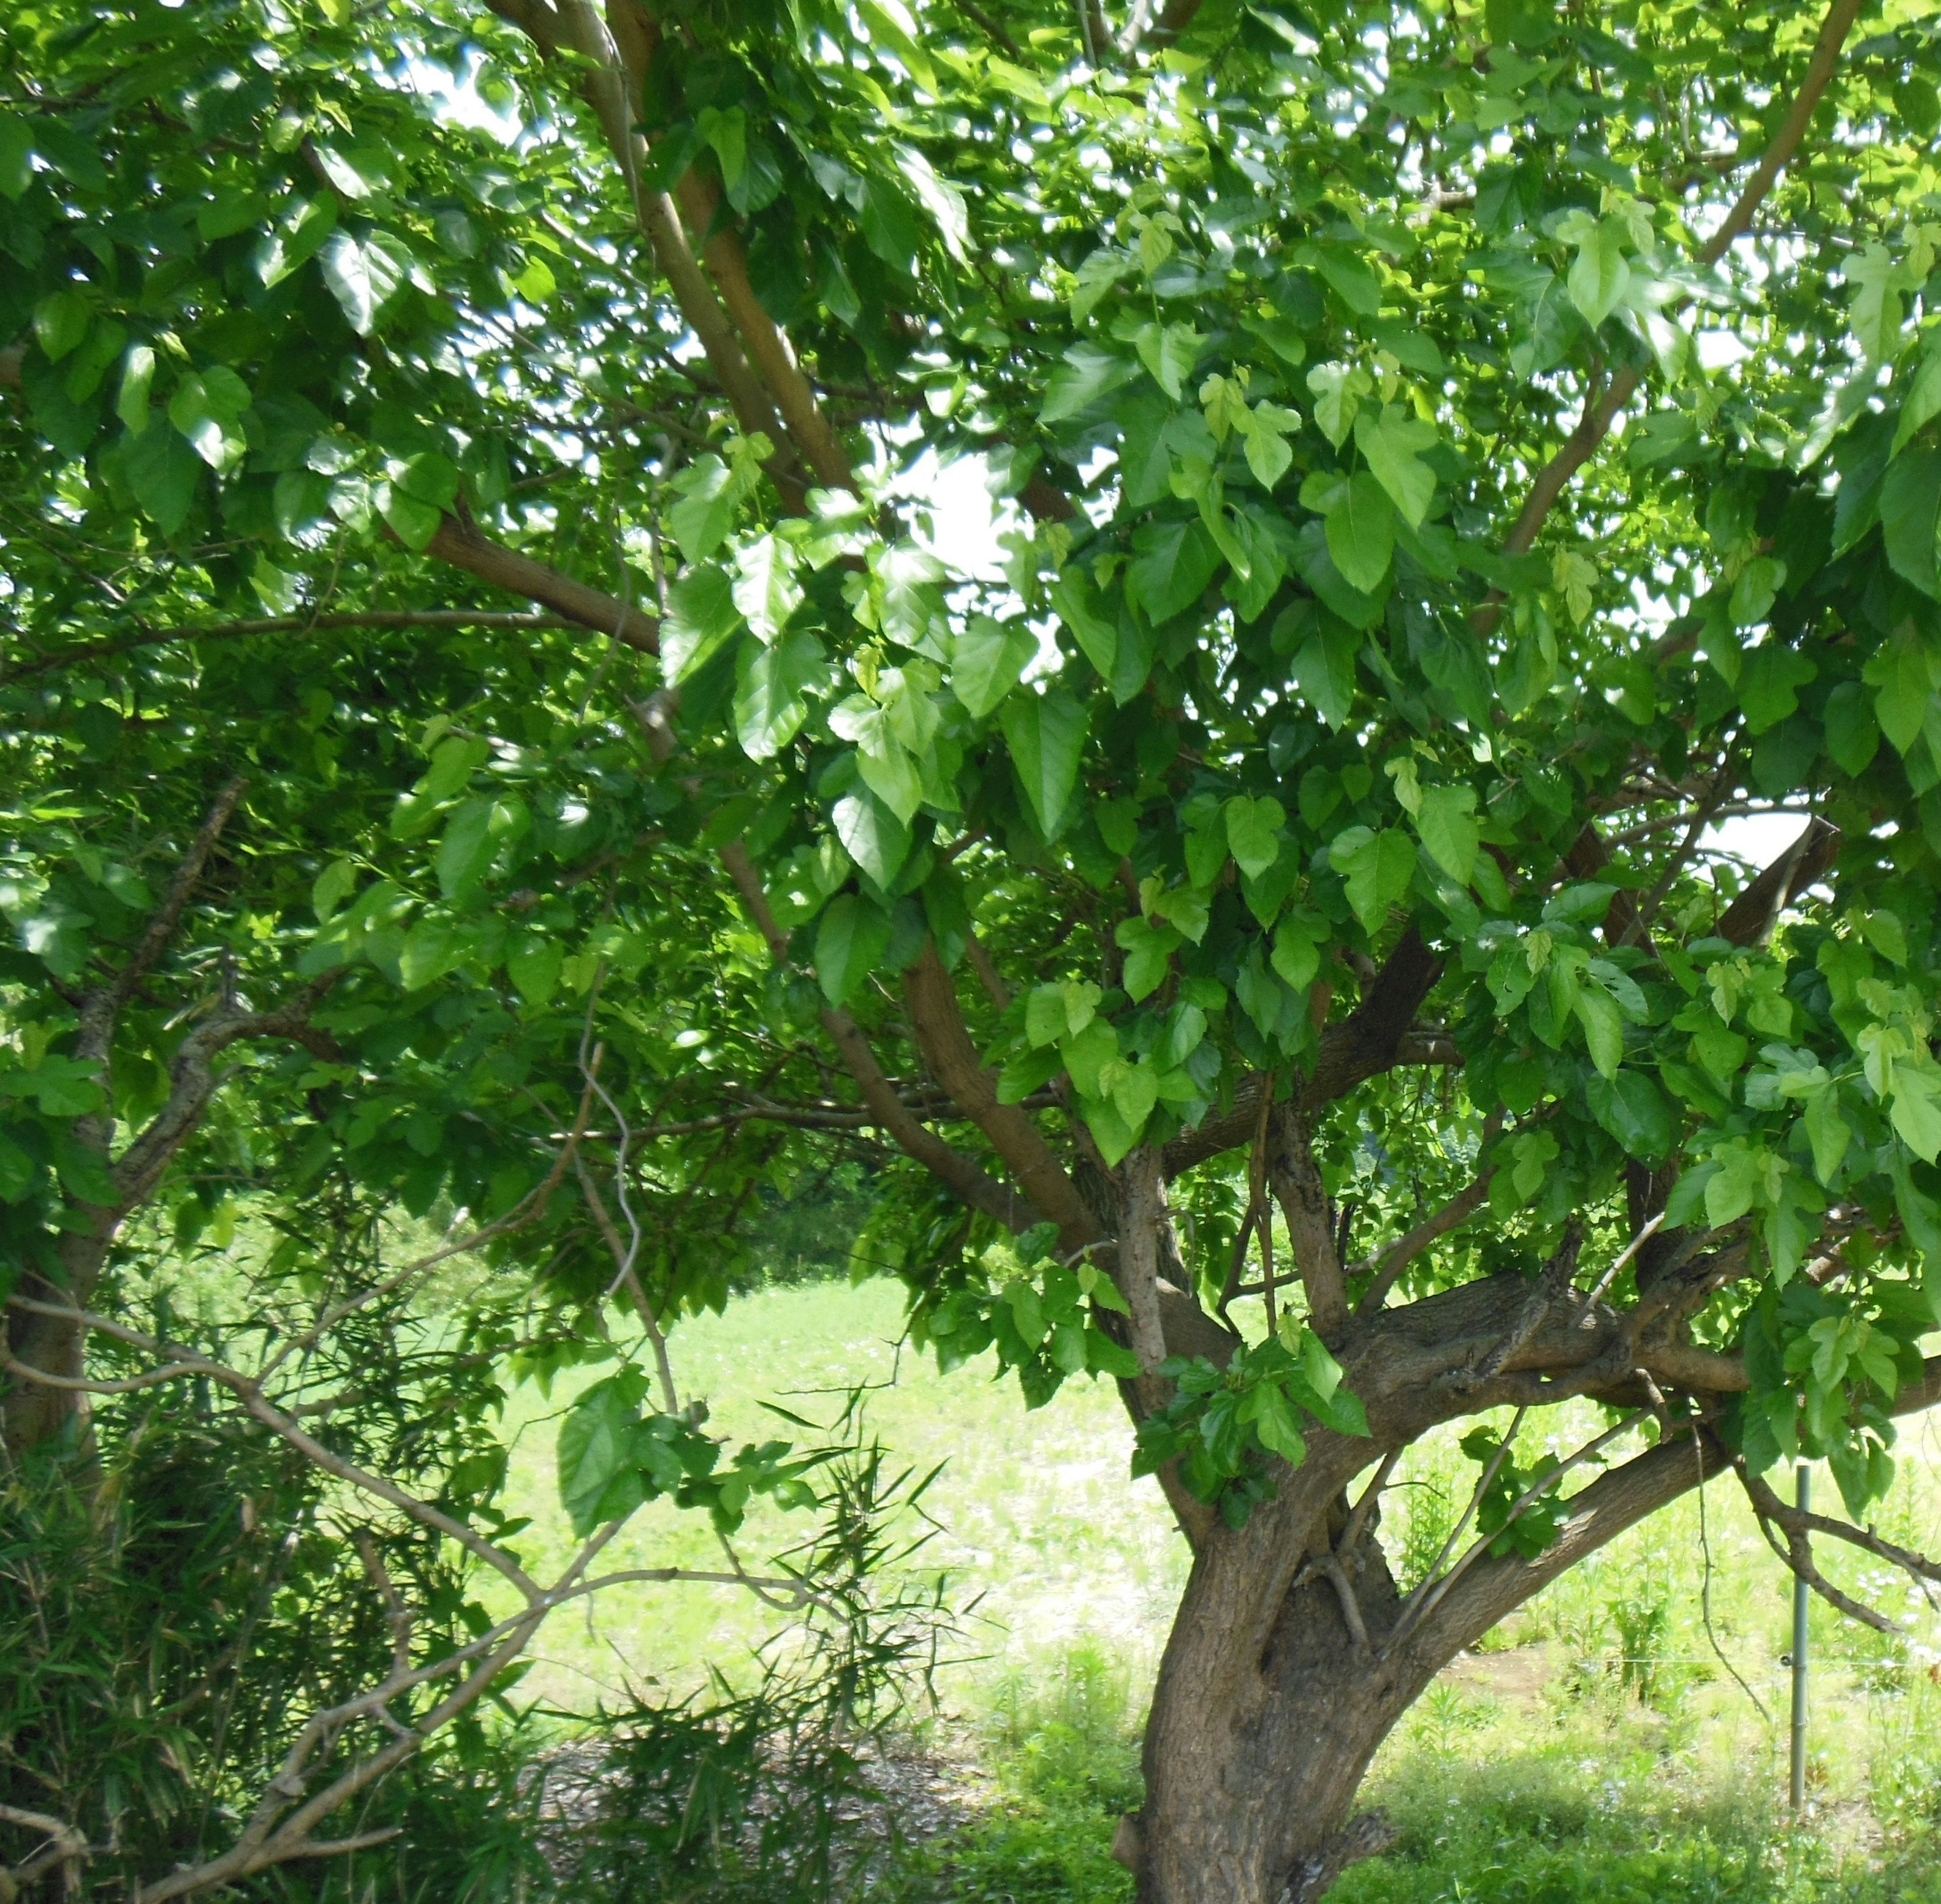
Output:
left=10, top=0, right=1941, bottom=1896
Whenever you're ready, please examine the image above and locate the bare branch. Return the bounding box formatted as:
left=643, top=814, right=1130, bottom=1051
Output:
left=112, top=777, right=248, bottom=1008
left=1739, top=1464, right=1907, bottom=1638
left=1387, top=1409, right=1646, bottom=1653
left=1267, top=1098, right=1347, bottom=1338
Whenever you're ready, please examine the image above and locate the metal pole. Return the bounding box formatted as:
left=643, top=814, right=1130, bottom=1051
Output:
left=1790, top=1458, right=1811, bottom=1812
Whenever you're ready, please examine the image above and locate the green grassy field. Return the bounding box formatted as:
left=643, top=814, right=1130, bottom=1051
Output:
left=480, top=1277, right=1941, bottom=1900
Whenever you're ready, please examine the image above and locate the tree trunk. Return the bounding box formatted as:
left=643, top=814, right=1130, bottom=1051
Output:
left=1136, top=1452, right=1426, bottom=1904
left=1131, top=1413, right=1757, bottom=1902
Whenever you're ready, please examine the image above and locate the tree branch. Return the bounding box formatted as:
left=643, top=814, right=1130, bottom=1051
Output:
left=424, top=513, right=659, bottom=651
left=902, top=942, right=1100, bottom=1253
left=716, top=843, right=1038, bottom=1232
left=1266, top=1098, right=1348, bottom=1338
left=1480, top=0, right=1866, bottom=590
left=2, top=611, right=576, bottom=684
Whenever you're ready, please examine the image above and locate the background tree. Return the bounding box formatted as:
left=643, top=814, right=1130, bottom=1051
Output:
left=10, top=0, right=1941, bottom=1899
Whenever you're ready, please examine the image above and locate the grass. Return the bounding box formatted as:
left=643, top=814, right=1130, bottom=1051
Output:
left=475, top=1276, right=1941, bottom=1899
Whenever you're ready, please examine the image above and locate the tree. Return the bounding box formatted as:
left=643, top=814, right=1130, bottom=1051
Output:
left=9, top=0, right=1941, bottom=1896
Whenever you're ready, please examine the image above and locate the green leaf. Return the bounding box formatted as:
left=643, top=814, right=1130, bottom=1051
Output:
left=1323, top=472, right=1396, bottom=594
left=1116, top=916, right=1182, bottom=1002
left=1050, top=574, right=1117, bottom=679
left=858, top=0, right=936, bottom=90
left=1575, top=983, right=1624, bottom=1079
left=1847, top=243, right=1904, bottom=365
left=0, top=1056, right=104, bottom=1117
left=1804, top=1086, right=1851, bottom=1186
left=507, top=936, right=562, bottom=1007
left=1283, top=609, right=1358, bottom=729
left=1306, top=361, right=1369, bottom=448
left=815, top=893, right=891, bottom=1005
left=1865, top=622, right=1935, bottom=754
left=999, top=691, right=1086, bottom=839
left=0, top=1131, right=35, bottom=1202
left=0, top=114, right=31, bottom=199
left=735, top=628, right=825, bottom=760
left=1127, top=517, right=1220, bottom=622
left=436, top=798, right=497, bottom=900
left=1893, top=349, right=1941, bottom=453
left=379, top=483, right=441, bottom=550
left=951, top=615, right=1036, bottom=718
left=1251, top=1382, right=1308, bottom=1463
left=662, top=565, right=745, bottom=684
left=1041, top=343, right=1140, bottom=422
left=1354, top=407, right=1439, bottom=528
left=1308, top=246, right=1381, bottom=316
left=1879, top=448, right=1941, bottom=598
left=1330, top=825, right=1416, bottom=931
left=668, top=455, right=746, bottom=563
left=831, top=788, right=911, bottom=887
left=123, top=423, right=202, bottom=535
left=558, top=1380, right=642, bottom=1537
left=1823, top=679, right=1881, bottom=776
left=1224, top=795, right=1285, bottom=880
left=319, top=230, right=389, bottom=336
left=30, top=119, right=106, bottom=193
left=1566, top=218, right=1630, bottom=328
left=1890, top=1069, right=1941, bottom=1163
left=1415, top=783, right=1478, bottom=884
left=33, top=290, right=91, bottom=364
left=312, top=857, right=356, bottom=920
left=1132, top=321, right=1204, bottom=400
left=1585, top=1069, right=1675, bottom=1159
left=1105, top=1056, right=1158, bottom=1132
left=114, top=341, right=155, bottom=434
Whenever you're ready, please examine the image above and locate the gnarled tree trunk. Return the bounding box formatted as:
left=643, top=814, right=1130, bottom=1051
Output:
left=1128, top=1416, right=1804, bottom=1902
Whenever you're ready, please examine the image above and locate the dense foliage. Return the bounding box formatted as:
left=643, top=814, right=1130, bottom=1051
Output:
left=10, top=0, right=1941, bottom=1894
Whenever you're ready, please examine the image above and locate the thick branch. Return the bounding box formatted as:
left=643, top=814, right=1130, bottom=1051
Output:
left=529, top=0, right=806, bottom=501
left=716, top=844, right=1037, bottom=1232
left=425, top=514, right=659, bottom=650
left=1716, top=816, right=1840, bottom=946
left=1413, top=1351, right=1941, bottom=1661
left=673, top=167, right=856, bottom=491
left=903, top=943, right=1099, bottom=1253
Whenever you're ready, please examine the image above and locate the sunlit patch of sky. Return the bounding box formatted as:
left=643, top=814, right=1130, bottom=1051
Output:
left=407, top=49, right=522, bottom=143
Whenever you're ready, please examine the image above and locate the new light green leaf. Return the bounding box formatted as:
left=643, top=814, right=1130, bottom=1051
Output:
left=1223, top=795, right=1285, bottom=880
left=1566, top=218, right=1630, bottom=329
